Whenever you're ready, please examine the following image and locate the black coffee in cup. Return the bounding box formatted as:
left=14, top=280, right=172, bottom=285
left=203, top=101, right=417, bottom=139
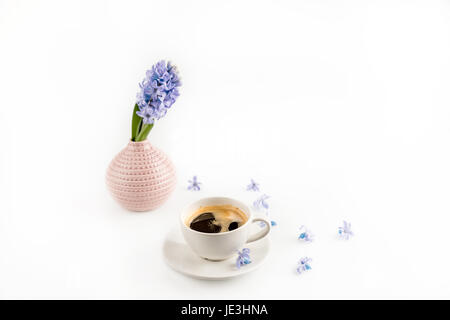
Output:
left=187, top=205, right=248, bottom=233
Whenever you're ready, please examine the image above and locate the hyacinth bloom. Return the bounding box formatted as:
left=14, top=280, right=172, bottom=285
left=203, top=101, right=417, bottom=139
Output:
left=298, top=225, right=314, bottom=242
left=296, top=257, right=312, bottom=274
left=246, top=179, right=260, bottom=192
left=253, top=194, right=269, bottom=211
left=236, top=248, right=251, bottom=269
left=132, top=60, right=181, bottom=141
left=136, top=106, right=154, bottom=125
left=258, top=219, right=277, bottom=228
left=338, top=220, right=354, bottom=240
left=187, top=176, right=201, bottom=191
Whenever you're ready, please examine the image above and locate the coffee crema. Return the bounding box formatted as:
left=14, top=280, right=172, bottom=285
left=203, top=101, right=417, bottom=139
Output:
left=186, top=204, right=248, bottom=233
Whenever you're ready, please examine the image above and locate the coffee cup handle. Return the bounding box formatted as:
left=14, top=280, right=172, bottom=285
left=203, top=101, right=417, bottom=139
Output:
left=246, top=218, right=271, bottom=243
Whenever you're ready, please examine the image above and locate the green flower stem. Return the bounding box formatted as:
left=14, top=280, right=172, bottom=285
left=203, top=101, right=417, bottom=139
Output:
left=135, top=123, right=154, bottom=142
left=131, top=104, right=141, bottom=141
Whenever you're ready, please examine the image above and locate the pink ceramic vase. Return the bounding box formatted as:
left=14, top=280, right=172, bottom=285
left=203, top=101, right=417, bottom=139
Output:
left=106, top=140, right=176, bottom=212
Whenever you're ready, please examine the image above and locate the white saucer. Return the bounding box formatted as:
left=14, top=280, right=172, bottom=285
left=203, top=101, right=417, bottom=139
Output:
left=162, top=227, right=270, bottom=280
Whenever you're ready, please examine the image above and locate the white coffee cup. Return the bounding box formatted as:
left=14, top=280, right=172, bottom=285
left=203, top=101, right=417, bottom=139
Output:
left=180, top=197, right=271, bottom=261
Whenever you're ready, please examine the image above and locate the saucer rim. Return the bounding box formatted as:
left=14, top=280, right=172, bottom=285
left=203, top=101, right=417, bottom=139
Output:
left=162, top=228, right=271, bottom=280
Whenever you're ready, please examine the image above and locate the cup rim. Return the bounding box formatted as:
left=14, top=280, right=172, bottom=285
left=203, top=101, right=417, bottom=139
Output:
left=180, top=196, right=252, bottom=236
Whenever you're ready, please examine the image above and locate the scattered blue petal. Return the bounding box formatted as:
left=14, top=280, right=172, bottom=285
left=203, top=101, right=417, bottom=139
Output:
left=253, top=194, right=269, bottom=211
left=236, top=248, right=251, bottom=269
left=187, top=176, right=201, bottom=191
left=298, top=225, right=314, bottom=242
left=246, top=179, right=260, bottom=192
left=338, top=220, right=354, bottom=240
left=258, top=220, right=276, bottom=228
left=296, top=257, right=312, bottom=274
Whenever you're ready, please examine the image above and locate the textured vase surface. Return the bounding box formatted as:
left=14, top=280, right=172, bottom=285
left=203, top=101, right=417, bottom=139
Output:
left=106, top=140, right=176, bottom=212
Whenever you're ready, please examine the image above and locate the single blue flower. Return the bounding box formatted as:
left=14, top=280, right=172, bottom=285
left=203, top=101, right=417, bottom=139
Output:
left=296, top=257, right=312, bottom=274
left=187, top=176, right=201, bottom=191
left=246, top=179, right=260, bottom=192
left=253, top=194, right=269, bottom=211
left=338, top=220, right=353, bottom=240
left=258, top=219, right=276, bottom=228
left=136, top=106, right=155, bottom=125
left=236, top=248, right=251, bottom=269
left=298, top=225, right=314, bottom=242
left=151, top=100, right=168, bottom=120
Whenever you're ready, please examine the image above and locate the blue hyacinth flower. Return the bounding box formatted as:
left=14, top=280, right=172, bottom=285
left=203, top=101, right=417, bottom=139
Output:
left=298, top=225, right=314, bottom=242
left=338, top=220, right=354, bottom=240
left=187, top=176, right=201, bottom=191
left=246, top=179, right=260, bottom=192
left=236, top=248, right=251, bottom=269
left=296, top=257, right=312, bottom=274
left=253, top=194, right=269, bottom=211
left=135, top=60, right=181, bottom=124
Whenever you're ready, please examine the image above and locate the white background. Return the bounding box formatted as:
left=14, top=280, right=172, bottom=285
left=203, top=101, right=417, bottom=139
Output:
left=1, top=0, right=450, bottom=299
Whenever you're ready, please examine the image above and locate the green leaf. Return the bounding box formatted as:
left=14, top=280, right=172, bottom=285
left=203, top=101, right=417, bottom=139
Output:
left=135, top=123, right=154, bottom=142
left=131, top=104, right=141, bottom=141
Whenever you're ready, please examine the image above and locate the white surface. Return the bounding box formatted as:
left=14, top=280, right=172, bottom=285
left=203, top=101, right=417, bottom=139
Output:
left=1, top=0, right=450, bottom=299
left=163, top=226, right=270, bottom=280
